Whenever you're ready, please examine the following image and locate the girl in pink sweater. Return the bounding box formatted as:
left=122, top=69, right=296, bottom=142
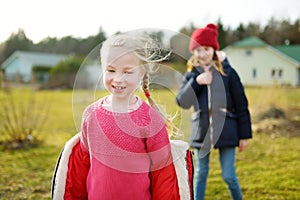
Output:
left=52, top=32, right=194, bottom=200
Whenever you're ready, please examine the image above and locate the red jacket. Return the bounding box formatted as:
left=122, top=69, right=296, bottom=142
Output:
left=52, top=134, right=194, bottom=200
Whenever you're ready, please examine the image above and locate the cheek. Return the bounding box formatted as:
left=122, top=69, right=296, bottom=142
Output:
left=128, top=74, right=141, bottom=84
left=207, top=53, right=213, bottom=60
left=103, top=73, right=110, bottom=85
left=207, top=50, right=214, bottom=58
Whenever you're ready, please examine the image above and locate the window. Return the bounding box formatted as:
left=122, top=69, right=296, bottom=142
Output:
left=271, top=69, right=283, bottom=79
left=252, top=68, right=257, bottom=78
left=245, top=50, right=252, bottom=56
left=278, top=69, right=283, bottom=78
left=271, top=69, right=276, bottom=77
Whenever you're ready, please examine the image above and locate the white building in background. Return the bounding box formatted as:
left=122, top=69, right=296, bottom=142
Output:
left=1, top=51, right=67, bottom=83
left=223, top=36, right=300, bottom=87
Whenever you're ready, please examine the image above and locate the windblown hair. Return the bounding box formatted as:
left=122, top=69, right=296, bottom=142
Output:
left=100, top=32, right=181, bottom=137
left=187, top=51, right=226, bottom=75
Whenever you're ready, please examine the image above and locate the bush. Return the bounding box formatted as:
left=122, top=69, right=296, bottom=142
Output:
left=46, top=55, right=85, bottom=89
left=0, top=89, right=50, bottom=149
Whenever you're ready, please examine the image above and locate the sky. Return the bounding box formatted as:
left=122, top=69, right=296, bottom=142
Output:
left=1, top=0, right=299, bottom=44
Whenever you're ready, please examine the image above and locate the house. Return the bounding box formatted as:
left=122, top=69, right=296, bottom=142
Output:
left=223, top=36, right=300, bottom=86
left=1, top=50, right=67, bottom=83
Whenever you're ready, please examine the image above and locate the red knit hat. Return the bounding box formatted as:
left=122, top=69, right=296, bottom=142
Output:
left=189, top=23, right=219, bottom=52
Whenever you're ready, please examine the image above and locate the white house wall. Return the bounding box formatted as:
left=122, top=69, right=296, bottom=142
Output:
left=20, top=59, right=32, bottom=82
left=4, top=57, right=32, bottom=82
left=2, top=51, right=68, bottom=84
left=4, top=57, right=19, bottom=78
left=225, top=47, right=298, bottom=86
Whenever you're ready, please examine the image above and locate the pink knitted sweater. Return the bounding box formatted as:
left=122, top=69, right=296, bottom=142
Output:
left=80, top=97, right=172, bottom=200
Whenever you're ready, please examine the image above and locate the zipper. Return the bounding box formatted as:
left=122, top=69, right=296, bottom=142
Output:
left=207, top=85, right=213, bottom=149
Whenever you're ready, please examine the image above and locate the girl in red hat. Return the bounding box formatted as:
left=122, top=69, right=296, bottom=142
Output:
left=176, top=23, right=252, bottom=200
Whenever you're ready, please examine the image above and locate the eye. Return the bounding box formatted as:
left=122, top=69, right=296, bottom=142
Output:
left=124, top=68, right=136, bottom=74
left=124, top=71, right=134, bottom=74
left=106, top=69, right=115, bottom=72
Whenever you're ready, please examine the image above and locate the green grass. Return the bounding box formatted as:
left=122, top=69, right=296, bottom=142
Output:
left=0, top=145, right=59, bottom=199
left=205, top=133, right=300, bottom=200
left=0, top=87, right=300, bottom=199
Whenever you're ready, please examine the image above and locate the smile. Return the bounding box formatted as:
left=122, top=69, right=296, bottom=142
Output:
left=112, top=85, right=126, bottom=90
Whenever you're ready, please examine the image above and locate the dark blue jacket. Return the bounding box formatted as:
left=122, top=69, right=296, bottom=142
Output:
left=176, top=58, right=252, bottom=149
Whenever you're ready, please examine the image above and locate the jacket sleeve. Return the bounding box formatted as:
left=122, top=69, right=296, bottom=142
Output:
left=64, top=141, right=90, bottom=200
left=229, top=68, right=252, bottom=139
left=186, top=149, right=194, bottom=200
left=150, top=140, right=195, bottom=200
left=63, top=111, right=91, bottom=199
left=150, top=158, right=181, bottom=200
left=51, top=134, right=90, bottom=200
left=176, top=71, right=204, bottom=110
left=145, top=122, right=180, bottom=200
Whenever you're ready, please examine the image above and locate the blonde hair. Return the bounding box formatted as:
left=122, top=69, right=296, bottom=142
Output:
left=100, top=33, right=180, bottom=137
left=187, top=51, right=226, bottom=76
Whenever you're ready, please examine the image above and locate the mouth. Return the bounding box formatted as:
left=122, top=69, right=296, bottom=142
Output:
left=112, top=85, right=126, bottom=92
left=113, top=85, right=126, bottom=89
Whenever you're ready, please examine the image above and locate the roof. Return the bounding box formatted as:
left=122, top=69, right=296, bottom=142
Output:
left=1, top=50, right=67, bottom=69
left=275, top=45, right=300, bottom=63
left=229, top=36, right=268, bottom=48
left=224, top=36, right=300, bottom=65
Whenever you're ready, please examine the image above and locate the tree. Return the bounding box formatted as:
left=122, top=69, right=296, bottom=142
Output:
left=261, top=17, right=282, bottom=45
left=246, top=22, right=261, bottom=37
left=179, top=22, right=196, bottom=36
left=287, top=19, right=300, bottom=45
left=217, top=19, right=227, bottom=49
left=168, top=23, right=196, bottom=64
left=33, top=37, right=60, bottom=53
left=0, top=42, right=5, bottom=64
left=3, top=29, right=33, bottom=59
left=94, top=27, right=107, bottom=45
left=170, top=32, right=190, bottom=64
left=76, top=27, right=107, bottom=55
left=235, top=23, right=246, bottom=40
left=48, top=55, right=85, bottom=89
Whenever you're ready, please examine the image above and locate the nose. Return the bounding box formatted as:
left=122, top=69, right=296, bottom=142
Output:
left=113, top=72, right=124, bottom=83
left=198, top=50, right=207, bottom=58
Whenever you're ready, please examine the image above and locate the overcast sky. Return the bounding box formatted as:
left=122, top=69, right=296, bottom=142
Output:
left=1, top=0, right=299, bottom=43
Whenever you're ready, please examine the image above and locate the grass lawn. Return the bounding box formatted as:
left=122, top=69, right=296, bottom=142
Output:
left=0, top=87, right=299, bottom=199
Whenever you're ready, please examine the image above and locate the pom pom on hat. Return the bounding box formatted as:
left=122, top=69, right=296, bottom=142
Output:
left=189, top=23, right=220, bottom=52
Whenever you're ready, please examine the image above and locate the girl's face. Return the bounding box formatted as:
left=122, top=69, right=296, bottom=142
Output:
left=103, top=52, right=145, bottom=101
left=193, top=45, right=214, bottom=67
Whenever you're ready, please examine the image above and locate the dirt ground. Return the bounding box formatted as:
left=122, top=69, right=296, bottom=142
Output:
left=251, top=106, right=300, bottom=137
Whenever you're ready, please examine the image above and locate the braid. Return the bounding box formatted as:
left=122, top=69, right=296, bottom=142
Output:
left=142, top=73, right=155, bottom=107
left=142, top=73, right=182, bottom=138
left=212, top=51, right=226, bottom=76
